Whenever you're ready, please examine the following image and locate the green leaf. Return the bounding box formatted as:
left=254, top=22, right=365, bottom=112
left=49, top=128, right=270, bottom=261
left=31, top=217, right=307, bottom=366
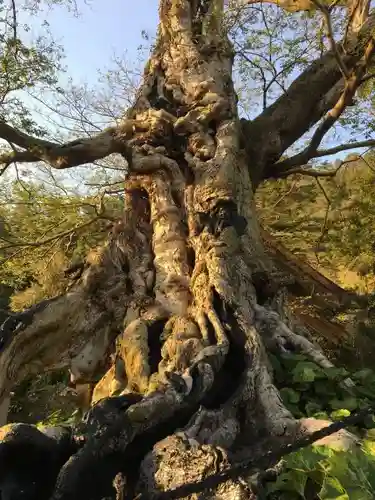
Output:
left=305, top=401, right=323, bottom=416
left=330, top=409, right=351, bottom=421
left=286, top=446, right=329, bottom=470
left=314, top=381, right=337, bottom=396
left=280, top=387, right=300, bottom=404
left=363, top=413, right=375, bottom=429
left=292, top=362, right=323, bottom=383
left=280, top=353, right=309, bottom=370
left=314, top=411, right=331, bottom=420
left=329, top=398, right=358, bottom=411
left=318, top=476, right=348, bottom=499
left=266, top=470, right=307, bottom=496
left=352, top=369, right=375, bottom=382
left=324, top=368, right=349, bottom=380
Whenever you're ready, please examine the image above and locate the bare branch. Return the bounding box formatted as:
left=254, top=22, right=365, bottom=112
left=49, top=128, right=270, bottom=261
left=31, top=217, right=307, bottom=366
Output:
left=314, top=138, right=375, bottom=156
left=268, top=156, right=356, bottom=178
left=9, top=0, right=17, bottom=42
left=263, top=140, right=375, bottom=179
left=242, top=9, right=375, bottom=185
left=261, top=31, right=375, bottom=180
left=0, top=217, right=100, bottom=252
left=314, top=176, right=331, bottom=262
left=312, top=0, right=350, bottom=78
left=0, top=119, right=136, bottom=171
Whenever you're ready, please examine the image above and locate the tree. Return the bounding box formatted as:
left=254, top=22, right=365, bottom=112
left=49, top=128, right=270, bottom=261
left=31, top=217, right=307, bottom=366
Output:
left=1, top=0, right=375, bottom=498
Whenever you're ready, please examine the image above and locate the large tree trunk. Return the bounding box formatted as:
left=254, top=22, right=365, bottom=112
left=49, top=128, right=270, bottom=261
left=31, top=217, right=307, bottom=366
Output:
left=0, top=2, right=371, bottom=499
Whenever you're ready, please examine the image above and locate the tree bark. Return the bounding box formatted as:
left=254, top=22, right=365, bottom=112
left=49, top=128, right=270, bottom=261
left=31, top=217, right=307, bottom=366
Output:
left=0, top=1, right=370, bottom=499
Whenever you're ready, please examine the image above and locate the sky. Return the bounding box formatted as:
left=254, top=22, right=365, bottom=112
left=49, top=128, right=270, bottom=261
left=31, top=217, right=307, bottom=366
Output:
left=5, top=0, right=161, bottom=190
left=35, top=2, right=368, bottom=156
left=38, top=0, right=159, bottom=84
left=6, top=0, right=371, bottom=190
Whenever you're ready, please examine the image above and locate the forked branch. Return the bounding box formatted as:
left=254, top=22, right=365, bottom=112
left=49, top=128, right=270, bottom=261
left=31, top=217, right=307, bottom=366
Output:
left=272, top=37, right=374, bottom=176
left=242, top=7, right=375, bottom=185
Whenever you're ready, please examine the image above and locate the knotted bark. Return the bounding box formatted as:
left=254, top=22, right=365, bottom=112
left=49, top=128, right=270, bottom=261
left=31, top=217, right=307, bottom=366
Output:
left=0, top=0, right=373, bottom=498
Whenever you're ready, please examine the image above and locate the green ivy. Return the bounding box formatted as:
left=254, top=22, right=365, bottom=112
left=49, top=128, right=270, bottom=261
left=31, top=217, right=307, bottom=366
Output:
left=264, top=353, right=375, bottom=498
left=266, top=443, right=375, bottom=499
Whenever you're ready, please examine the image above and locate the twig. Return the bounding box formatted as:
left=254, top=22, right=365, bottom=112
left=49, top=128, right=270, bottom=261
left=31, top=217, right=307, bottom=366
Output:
left=360, top=71, right=375, bottom=83
left=273, top=157, right=357, bottom=179
left=312, top=0, right=350, bottom=78
left=270, top=181, right=297, bottom=210
left=9, top=0, right=17, bottom=42
left=314, top=177, right=331, bottom=263
left=0, top=218, right=99, bottom=251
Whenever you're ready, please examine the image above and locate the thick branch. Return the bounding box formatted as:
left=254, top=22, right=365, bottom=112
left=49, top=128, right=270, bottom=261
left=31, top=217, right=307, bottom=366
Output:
left=0, top=120, right=135, bottom=170
left=267, top=138, right=375, bottom=179
left=241, top=0, right=325, bottom=12
left=345, top=0, right=371, bottom=38
left=241, top=9, right=375, bottom=185
left=269, top=38, right=374, bottom=176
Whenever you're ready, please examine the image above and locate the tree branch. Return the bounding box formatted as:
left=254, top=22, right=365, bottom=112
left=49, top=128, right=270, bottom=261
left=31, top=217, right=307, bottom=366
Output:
left=312, top=0, right=350, bottom=78
left=269, top=38, right=374, bottom=175
left=242, top=9, right=375, bottom=185
left=0, top=217, right=100, bottom=251
left=9, top=0, right=17, bottom=42
left=265, top=156, right=357, bottom=179
left=0, top=120, right=135, bottom=171
left=345, top=0, right=371, bottom=39
left=313, top=138, right=375, bottom=156
left=241, top=0, right=321, bottom=13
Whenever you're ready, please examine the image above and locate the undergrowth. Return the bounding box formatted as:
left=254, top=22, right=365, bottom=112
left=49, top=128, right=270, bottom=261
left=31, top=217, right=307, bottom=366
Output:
left=265, top=352, right=375, bottom=499
left=11, top=352, right=375, bottom=499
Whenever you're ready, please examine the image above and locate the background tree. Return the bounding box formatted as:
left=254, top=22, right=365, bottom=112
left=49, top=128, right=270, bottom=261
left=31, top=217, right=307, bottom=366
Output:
left=2, top=0, right=375, bottom=499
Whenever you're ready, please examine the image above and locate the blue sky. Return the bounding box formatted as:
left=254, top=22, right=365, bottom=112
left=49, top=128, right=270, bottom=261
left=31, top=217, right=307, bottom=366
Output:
left=14, top=0, right=371, bottom=175
left=41, top=0, right=159, bottom=84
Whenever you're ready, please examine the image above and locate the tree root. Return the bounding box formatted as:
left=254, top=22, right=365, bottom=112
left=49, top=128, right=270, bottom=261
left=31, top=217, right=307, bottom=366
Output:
left=47, top=333, right=230, bottom=500
left=139, top=434, right=254, bottom=499
left=254, top=303, right=335, bottom=369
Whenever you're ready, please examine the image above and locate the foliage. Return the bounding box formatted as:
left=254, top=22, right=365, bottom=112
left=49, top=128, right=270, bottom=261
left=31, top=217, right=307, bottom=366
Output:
left=266, top=442, right=375, bottom=499
left=0, top=179, right=123, bottom=310
left=9, top=370, right=79, bottom=425
left=270, top=352, right=375, bottom=422
left=265, top=352, right=375, bottom=498
left=256, top=152, right=375, bottom=293
left=0, top=0, right=65, bottom=138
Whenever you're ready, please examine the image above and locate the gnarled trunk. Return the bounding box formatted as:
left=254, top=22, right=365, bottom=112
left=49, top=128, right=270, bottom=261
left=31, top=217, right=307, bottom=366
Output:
left=0, top=1, right=368, bottom=499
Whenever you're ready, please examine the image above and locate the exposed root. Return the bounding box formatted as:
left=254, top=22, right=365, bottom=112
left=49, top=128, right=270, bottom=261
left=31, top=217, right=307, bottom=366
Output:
left=119, top=306, right=169, bottom=395
left=48, top=334, right=231, bottom=500
left=254, top=303, right=335, bottom=369
left=138, top=434, right=253, bottom=499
